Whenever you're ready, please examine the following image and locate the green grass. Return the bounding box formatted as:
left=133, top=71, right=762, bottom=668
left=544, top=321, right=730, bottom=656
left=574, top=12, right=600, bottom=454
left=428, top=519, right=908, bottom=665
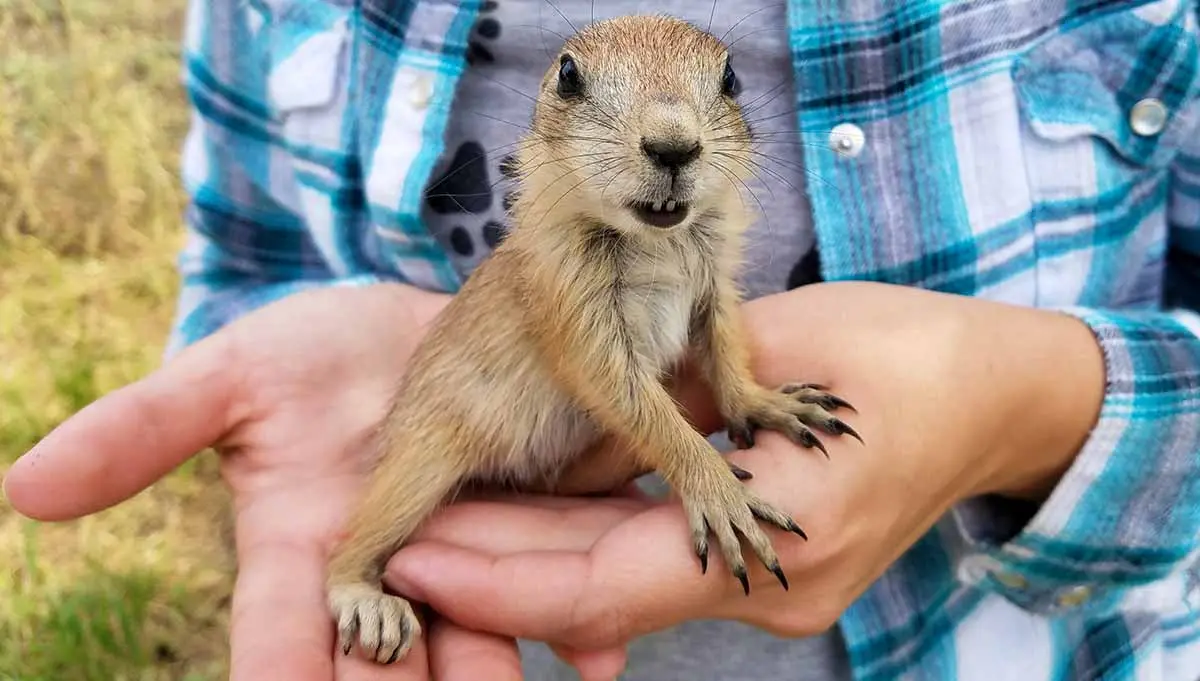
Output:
left=0, top=539, right=227, bottom=681
left=0, top=0, right=236, bottom=678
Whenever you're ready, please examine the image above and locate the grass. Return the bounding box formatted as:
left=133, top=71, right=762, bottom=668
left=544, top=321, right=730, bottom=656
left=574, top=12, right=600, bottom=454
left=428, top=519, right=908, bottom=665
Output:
left=0, top=0, right=236, bottom=678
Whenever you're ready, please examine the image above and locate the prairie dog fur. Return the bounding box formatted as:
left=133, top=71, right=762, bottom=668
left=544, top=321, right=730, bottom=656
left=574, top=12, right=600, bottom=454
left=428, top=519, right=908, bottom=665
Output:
left=327, top=14, right=861, bottom=665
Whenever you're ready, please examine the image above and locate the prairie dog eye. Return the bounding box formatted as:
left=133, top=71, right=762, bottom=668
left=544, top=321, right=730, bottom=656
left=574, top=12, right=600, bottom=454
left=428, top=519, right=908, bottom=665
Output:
left=557, top=54, right=583, bottom=98
left=721, top=58, right=740, bottom=97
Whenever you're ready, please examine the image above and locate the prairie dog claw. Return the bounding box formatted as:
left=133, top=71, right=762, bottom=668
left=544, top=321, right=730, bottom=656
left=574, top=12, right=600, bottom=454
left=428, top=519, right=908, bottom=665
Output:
left=780, top=383, right=858, bottom=413
left=684, top=472, right=807, bottom=596
left=728, top=384, right=862, bottom=453
left=329, top=583, right=421, bottom=664
left=697, top=380, right=858, bottom=593
left=728, top=462, right=754, bottom=480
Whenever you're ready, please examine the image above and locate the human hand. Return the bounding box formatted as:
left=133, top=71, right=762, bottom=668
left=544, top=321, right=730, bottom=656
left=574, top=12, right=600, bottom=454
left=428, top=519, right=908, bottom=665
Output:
left=2, top=283, right=572, bottom=681
left=381, top=281, right=1106, bottom=657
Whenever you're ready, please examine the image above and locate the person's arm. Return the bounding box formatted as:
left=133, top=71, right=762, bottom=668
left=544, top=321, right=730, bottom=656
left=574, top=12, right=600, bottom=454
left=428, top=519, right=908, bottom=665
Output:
left=954, top=139, right=1200, bottom=617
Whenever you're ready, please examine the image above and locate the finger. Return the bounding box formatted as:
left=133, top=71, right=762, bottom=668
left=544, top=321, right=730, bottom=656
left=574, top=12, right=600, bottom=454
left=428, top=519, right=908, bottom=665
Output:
left=227, top=540, right=335, bottom=681
left=405, top=498, right=642, bottom=555
left=335, top=632, right=431, bottom=681
left=387, top=542, right=596, bottom=644
left=428, top=618, right=523, bottom=681
left=3, top=332, right=240, bottom=521
left=388, top=505, right=728, bottom=650
left=334, top=616, right=431, bottom=681
left=231, top=540, right=432, bottom=681
left=230, top=538, right=433, bottom=681
left=550, top=643, right=629, bottom=681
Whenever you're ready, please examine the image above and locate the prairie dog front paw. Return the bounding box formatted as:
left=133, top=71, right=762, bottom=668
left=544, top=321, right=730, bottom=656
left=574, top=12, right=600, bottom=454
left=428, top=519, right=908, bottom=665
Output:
left=727, top=383, right=862, bottom=456
left=682, top=462, right=808, bottom=594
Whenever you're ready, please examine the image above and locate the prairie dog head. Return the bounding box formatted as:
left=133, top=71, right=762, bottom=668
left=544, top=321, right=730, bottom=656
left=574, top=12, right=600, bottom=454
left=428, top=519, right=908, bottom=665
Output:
left=515, top=14, right=754, bottom=236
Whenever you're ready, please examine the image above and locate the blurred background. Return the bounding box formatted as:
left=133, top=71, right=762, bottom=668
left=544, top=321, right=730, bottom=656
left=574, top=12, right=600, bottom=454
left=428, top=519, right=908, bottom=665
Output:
left=1, top=1, right=236, bottom=678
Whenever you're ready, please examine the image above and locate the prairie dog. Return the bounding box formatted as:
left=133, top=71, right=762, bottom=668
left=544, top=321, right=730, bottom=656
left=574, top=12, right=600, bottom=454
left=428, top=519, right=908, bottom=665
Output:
left=327, top=14, right=861, bottom=664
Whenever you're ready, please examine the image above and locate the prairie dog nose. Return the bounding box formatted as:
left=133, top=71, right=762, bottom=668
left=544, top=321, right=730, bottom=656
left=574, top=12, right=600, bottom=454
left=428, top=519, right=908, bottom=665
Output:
left=641, top=138, right=702, bottom=170
left=638, top=93, right=702, bottom=171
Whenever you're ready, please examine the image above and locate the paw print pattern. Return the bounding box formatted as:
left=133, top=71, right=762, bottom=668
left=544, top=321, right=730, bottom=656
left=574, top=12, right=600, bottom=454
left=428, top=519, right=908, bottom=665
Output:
left=450, top=226, right=475, bottom=257
left=482, top=221, right=506, bottom=249
left=424, top=140, right=494, bottom=258
left=786, top=246, right=823, bottom=289
left=467, top=0, right=500, bottom=65
left=421, top=1, right=516, bottom=261
left=425, top=141, right=493, bottom=216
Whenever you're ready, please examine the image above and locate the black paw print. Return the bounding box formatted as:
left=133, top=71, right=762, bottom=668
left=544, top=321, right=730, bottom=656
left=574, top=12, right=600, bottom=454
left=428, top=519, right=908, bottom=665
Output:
left=425, top=141, right=493, bottom=216
left=467, top=1, right=501, bottom=65
left=425, top=139, right=493, bottom=258
left=446, top=155, right=517, bottom=256
left=786, top=246, right=823, bottom=289
left=422, top=143, right=517, bottom=257
left=445, top=221, right=508, bottom=256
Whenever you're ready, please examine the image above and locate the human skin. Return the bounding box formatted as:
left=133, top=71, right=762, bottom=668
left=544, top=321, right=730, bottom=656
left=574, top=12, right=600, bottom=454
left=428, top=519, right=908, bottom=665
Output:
left=381, top=281, right=1108, bottom=657
left=0, top=283, right=544, bottom=681
left=2, top=280, right=1105, bottom=680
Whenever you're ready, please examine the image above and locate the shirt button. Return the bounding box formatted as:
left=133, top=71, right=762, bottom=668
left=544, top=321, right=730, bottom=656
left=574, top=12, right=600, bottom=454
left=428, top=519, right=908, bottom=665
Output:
left=1130, top=98, right=1168, bottom=136
left=411, top=75, right=434, bottom=110
left=956, top=557, right=989, bottom=584
left=829, top=122, right=865, bottom=158
left=993, top=571, right=1028, bottom=590
left=1056, top=585, right=1092, bottom=607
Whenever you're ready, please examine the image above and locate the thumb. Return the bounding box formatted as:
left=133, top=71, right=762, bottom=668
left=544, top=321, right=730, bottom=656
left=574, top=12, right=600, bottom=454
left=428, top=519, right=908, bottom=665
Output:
left=389, top=504, right=730, bottom=650
left=3, top=330, right=241, bottom=520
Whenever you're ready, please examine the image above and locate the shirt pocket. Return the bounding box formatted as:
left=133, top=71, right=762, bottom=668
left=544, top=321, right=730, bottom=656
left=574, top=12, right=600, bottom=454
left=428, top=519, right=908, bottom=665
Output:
left=260, top=1, right=355, bottom=158
left=252, top=1, right=370, bottom=275
left=1010, top=0, right=1200, bottom=307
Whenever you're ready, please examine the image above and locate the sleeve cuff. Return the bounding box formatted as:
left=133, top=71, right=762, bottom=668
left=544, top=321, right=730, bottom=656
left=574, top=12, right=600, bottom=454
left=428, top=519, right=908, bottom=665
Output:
left=949, top=306, right=1200, bottom=614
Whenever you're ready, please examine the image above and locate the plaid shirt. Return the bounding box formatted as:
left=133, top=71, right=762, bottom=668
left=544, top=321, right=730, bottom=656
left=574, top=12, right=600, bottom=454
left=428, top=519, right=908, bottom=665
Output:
left=171, top=0, right=1200, bottom=678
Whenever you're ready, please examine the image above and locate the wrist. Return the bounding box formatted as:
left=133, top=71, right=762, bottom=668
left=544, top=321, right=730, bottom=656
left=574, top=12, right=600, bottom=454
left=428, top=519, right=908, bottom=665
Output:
left=977, top=306, right=1106, bottom=501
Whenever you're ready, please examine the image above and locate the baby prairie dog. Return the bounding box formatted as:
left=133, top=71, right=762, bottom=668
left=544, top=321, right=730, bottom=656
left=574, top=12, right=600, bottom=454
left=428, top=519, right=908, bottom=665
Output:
left=327, top=14, right=862, bottom=664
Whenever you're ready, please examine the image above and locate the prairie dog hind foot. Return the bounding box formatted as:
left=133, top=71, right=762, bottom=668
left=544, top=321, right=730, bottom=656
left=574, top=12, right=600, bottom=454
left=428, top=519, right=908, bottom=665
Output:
left=330, top=583, right=422, bottom=664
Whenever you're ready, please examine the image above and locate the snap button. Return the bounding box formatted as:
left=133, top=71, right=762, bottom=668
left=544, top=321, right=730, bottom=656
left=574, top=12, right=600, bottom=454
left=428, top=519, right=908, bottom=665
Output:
left=411, top=75, right=434, bottom=110
left=829, top=122, right=865, bottom=158
left=1129, top=98, right=1168, bottom=137
left=993, top=571, right=1028, bottom=590
left=1056, top=585, right=1092, bottom=608
left=956, top=557, right=989, bottom=584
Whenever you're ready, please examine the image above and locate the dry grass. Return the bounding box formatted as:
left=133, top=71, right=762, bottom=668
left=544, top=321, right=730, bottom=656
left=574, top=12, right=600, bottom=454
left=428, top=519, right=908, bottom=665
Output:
left=0, top=0, right=236, bottom=678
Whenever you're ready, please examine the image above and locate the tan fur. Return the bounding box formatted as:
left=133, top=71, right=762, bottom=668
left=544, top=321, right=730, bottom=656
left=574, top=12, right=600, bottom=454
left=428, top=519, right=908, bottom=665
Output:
left=326, top=14, right=861, bottom=665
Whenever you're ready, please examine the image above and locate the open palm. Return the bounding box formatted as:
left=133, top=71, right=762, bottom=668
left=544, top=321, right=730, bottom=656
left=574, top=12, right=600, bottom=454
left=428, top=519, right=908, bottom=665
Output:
left=3, top=283, right=538, bottom=681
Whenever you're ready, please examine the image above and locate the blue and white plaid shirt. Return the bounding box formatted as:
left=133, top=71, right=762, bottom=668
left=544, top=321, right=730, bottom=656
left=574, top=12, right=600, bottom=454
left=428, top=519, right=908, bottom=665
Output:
left=171, top=0, right=1200, bottom=678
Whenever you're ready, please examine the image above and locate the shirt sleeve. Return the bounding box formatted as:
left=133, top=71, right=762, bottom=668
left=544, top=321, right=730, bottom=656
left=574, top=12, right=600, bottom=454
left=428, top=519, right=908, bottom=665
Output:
left=951, top=141, right=1200, bottom=616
